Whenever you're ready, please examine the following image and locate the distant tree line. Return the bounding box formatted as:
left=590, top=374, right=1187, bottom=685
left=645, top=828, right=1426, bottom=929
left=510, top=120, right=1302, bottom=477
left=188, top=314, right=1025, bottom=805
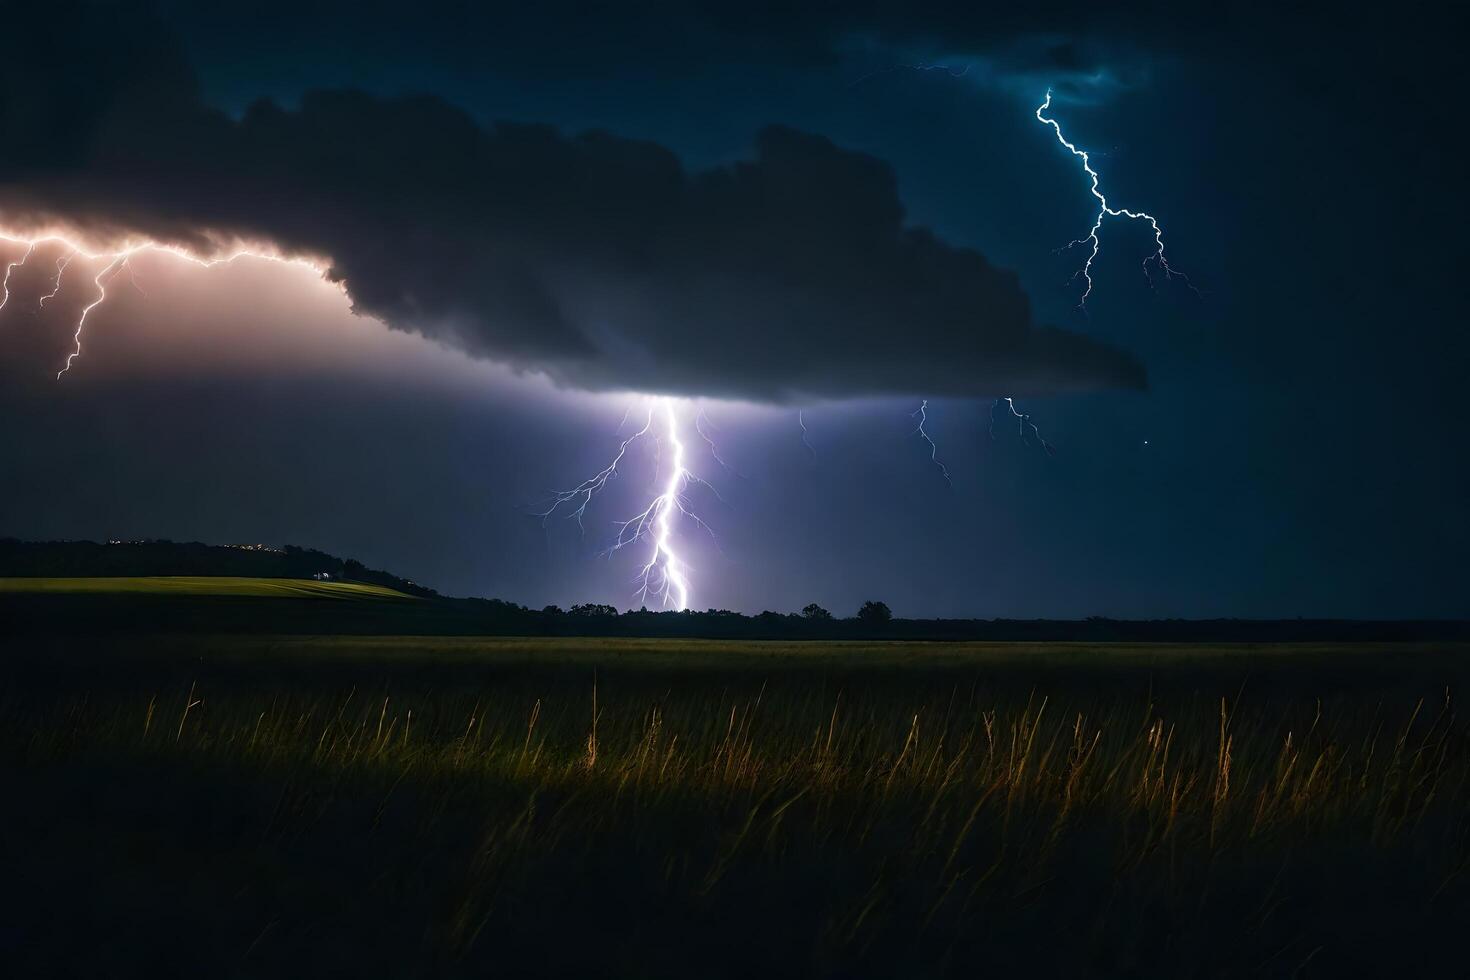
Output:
left=3, top=538, right=1467, bottom=642
left=479, top=599, right=1464, bottom=643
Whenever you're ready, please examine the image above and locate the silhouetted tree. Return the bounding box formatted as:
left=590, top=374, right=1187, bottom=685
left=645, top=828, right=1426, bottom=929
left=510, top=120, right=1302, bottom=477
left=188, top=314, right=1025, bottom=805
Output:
left=570, top=603, right=619, bottom=617
left=801, top=603, right=833, bottom=621
left=857, top=600, right=892, bottom=626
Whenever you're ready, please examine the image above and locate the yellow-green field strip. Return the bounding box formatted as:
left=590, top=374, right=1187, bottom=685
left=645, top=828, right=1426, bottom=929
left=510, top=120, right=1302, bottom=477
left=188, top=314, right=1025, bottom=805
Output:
left=0, top=576, right=414, bottom=600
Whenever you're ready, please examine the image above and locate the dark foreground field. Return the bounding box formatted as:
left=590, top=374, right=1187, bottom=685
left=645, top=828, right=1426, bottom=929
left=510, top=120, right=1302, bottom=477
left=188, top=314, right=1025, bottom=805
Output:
left=4, top=632, right=1469, bottom=978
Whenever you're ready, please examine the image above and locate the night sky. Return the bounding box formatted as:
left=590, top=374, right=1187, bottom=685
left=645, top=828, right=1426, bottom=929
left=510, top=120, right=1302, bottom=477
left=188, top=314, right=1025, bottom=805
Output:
left=0, top=2, right=1463, bottom=618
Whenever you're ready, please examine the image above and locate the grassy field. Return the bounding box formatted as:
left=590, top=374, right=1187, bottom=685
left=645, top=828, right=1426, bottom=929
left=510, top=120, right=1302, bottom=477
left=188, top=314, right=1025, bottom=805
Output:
left=3, top=633, right=1468, bottom=977
left=0, top=575, right=415, bottom=600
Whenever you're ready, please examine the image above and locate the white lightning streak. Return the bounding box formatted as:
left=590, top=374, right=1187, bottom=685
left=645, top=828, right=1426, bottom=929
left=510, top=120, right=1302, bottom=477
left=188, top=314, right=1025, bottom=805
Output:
left=695, top=407, right=737, bottom=477
left=911, top=399, right=951, bottom=485
left=0, top=242, right=36, bottom=313
left=38, top=251, right=73, bottom=308
left=797, top=409, right=816, bottom=460
left=625, top=399, right=691, bottom=610
left=58, top=256, right=128, bottom=379
left=126, top=260, right=148, bottom=298
left=541, top=396, right=719, bottom=611
left=1035, top=90, right=1196, bottom=308
left=539, top=408, right=654, bottom=533
left=991, top=397, right=1055, bottom=456
left=1, top=226, right=328, bottom=378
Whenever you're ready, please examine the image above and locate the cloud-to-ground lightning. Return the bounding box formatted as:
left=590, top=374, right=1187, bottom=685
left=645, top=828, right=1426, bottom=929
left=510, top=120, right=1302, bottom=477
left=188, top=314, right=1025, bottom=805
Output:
left=623, top=399, right=693, bottom=609
left=540, top=396, right=720, bottom=610
left=1035, top=90, right=1197, bottom=308
left=0, top=226, right=328, bottom=378
left=2, top=220, right=719, bottom=610
left=911, top=399, right=951, bottom=485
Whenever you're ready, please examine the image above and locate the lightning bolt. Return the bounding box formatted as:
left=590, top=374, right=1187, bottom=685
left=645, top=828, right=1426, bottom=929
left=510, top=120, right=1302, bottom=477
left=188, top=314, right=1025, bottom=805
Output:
left=59, top=256, right=129, bottom=379
left=694, top=407, right=738, bottom=478
left=541, top=396, right=719, bottom=611
left=1035, top=90, right=1197, bottom=308
left=0, top=242, right=36, bottom=313
left=797, top=409, right=816, bottom=460
left=911, top=399, right=951, bottom=485
left=0, top=226, right=328, bottom=379
left=125, top=259, right=148, bottom=298
left=38, top=251, right=73, bottom=308
left=991, top=397, right=1055, bottom=455
left=4, top=223, right=716, bottom=608
left=539, top=408, right=653, bottom=534
left=621, top=398, right=694, bottom=609
left=849, top=61, right=972, bottom=90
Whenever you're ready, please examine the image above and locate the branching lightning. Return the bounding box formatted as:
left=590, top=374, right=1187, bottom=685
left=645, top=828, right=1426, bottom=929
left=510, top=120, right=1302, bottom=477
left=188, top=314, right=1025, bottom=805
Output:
left=38, top=252, right=73, bottom=308
left=7, top=85, right=1182, bottom=602
left=538, top=409, right=652, bottom=534
left=3, top=222, right=719, bottom=610
left=991, top=397, right=1055, bottom=455
left=0, top=242, right=36, bottom=314
left=60, top=256, right=129, bottom=379
left=911, top=399, right=951, bottom=485
left=849, top=61, right=971, bottom=90
left=617, top=399, right=694, bottom=609
left=125, top=259, right=148, bottom=298
left=695, top=407, right=738, bottom=479
left=540, top=396, right=721, bottom=611
left=1035, top=90, right=1197, bottom=308
left=0, top=226, right=327, bottom=379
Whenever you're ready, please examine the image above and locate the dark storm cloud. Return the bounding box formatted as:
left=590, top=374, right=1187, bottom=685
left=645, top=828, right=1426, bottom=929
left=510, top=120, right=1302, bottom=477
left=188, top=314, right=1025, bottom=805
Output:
left=0, top=3, right=1143, bottom=402
left=160, top=0, right=1282, bottom=109
left=159, top=1, right=1220, bottom=83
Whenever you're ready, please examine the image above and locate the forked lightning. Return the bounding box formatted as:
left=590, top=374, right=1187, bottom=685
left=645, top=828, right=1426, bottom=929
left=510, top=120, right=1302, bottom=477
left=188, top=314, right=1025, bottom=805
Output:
left=1035, top=90, right=1196, bottom=308
left=0, top=227, right=325, bottom=378
left=540, top=396, right=722, bottom=611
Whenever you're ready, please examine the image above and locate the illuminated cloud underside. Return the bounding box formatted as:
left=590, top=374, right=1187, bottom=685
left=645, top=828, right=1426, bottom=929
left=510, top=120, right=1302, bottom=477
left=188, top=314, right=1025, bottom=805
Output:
left=0, top=86, right=1190, bottom=610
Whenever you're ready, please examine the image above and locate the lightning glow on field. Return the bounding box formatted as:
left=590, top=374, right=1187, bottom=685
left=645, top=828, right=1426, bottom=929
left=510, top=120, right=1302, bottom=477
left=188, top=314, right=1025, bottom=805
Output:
left=0, top=228, right=326, bottom=378
left=1035, top=90, right=1196, bottom=307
